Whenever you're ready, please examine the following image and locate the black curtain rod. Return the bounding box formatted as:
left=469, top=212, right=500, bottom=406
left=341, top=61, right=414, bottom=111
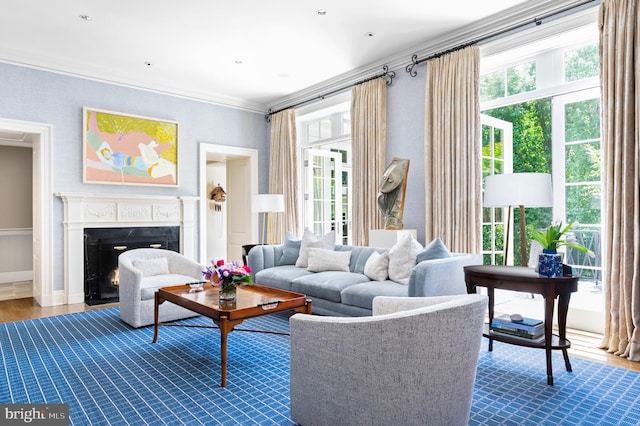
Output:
left=406, top=0, right=599, bottom=77
left=265, top=65, right=396, bottom=122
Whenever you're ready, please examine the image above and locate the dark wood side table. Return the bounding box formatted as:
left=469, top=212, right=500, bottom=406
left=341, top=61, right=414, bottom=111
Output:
left=464, top=265, right=579, bottom=386
left=241, top=244, right=262, bottom=266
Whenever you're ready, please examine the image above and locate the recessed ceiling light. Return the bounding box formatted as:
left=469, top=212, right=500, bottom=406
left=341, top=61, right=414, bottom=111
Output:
left=79, top=14, right=93, bottom=21
left=316, top=9, right=327, bottom=16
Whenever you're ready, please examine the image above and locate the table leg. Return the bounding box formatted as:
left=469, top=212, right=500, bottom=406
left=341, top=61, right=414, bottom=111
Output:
left=557, top=292, right=573, bottom=372
left=487, top=287, right=494, bottom=352
left=220, top=315, right=229, bottom=388
left=153, top=292, right=160, bottom=343
left=216, top=316, right=243, bottom=388
left=544, top=288, right=555, bottom=386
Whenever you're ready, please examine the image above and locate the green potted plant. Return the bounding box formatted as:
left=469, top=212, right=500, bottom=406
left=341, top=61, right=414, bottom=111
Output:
left=528, top=221, right=594, bottom=277
left=529, top=221, right=593, bottom=254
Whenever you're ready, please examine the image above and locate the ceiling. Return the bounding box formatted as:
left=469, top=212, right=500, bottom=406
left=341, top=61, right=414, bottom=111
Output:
left=1, top=0, right=578, bottom=113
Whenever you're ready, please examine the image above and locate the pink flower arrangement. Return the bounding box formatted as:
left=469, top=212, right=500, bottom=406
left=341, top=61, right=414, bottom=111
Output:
left=203, top=259, right=252, bottom=285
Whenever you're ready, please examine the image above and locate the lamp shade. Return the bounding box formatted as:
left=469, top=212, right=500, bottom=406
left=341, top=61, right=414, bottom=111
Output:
left=484, top=173, right=553, bottom=207
left=252, top=194, right=285, bottom=213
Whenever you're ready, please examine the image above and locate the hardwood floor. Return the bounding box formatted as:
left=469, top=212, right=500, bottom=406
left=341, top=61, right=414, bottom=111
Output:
left=0, top=297, right=118, bottom=324
left=1, top=297, right=639, bottom=373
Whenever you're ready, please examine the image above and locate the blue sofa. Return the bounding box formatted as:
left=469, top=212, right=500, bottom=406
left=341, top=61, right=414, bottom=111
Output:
left=248, top=242, right=482, bottom=316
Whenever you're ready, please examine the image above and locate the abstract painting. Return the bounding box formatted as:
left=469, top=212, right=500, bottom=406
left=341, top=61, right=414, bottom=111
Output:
left=83, top=108, right=178, bottom=186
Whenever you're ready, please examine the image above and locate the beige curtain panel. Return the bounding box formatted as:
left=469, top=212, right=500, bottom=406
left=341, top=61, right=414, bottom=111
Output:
left=598, top=0, right=640, bottom=362
left=424, top=46, right=481, bottom=253
left=351, top=78, right=387, bottom=246
left=269, top=109, right=299, bottom=241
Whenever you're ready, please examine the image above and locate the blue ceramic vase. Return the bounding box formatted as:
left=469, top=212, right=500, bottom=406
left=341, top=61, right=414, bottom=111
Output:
left=538, top=249, right=563, bottom=278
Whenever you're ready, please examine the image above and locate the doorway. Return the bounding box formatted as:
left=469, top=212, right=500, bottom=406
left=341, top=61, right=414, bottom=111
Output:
left=0, top=117, right=53, bottom=306
left=199, top=143, right=258, bottom=265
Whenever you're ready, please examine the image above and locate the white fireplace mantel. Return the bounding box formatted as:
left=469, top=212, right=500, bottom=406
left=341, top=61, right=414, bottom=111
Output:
left=56, top=192, right=198, bottom=304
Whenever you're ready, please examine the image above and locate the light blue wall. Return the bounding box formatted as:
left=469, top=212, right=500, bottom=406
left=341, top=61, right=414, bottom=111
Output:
left=386, top=64, right=428, bottom=243
left=0, top=60, right=435, bottom=295
left=0, top=61, right=269, bottom=292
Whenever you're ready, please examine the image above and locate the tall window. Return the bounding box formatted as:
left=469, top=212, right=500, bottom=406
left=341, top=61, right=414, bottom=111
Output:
left=296, top=96, right=352, bottom=244
left=480, top=20, right=602, bottom=331
left=481, top=24, right=601, bottom=269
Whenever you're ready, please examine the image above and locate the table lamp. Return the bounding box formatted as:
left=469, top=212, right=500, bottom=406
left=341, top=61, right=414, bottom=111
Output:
left=483, top=173, right=553, bottom=265
left=252, top=194, right=285, bottom=245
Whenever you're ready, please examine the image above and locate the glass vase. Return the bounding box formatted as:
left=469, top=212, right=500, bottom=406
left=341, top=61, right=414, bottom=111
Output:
left=219, top=280, right=237, bottom=301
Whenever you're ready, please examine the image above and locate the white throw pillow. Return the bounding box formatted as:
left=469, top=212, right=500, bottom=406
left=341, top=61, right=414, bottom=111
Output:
left=132, top=257, right=170, bottom=277
left=295, top=229, right=336, bottom=268
left=363, top=251, right=389, bottom=281
left=388, top=234, right=423, bottom=285
left=307, top=248, right=351, bottom=272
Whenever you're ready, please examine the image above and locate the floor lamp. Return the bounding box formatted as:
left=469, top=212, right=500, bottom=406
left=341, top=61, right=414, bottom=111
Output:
left=483, top=173, right=553, bottom=266
left=252, top=194, right=285, bottom=245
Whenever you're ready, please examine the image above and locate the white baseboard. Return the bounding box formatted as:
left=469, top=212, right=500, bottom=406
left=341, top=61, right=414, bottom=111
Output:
left=0, top=270, right=33, bottom=283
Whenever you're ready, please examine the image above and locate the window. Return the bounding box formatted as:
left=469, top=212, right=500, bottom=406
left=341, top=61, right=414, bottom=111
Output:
left=564, top=44, right=599, bottom=82
left=481, top=60, right=537, bottom=101
left=481, top=115, right=512, bottom=266
left=481, top=23, right=600, bottom=267
left=480, top=20, right=603, bottom=331
left=296, top=96, right=352, bottom=244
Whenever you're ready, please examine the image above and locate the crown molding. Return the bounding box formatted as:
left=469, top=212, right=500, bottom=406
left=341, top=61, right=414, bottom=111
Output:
left=0, top=55, right=267, bottom=114
left=266, top=0, right=600, bottom=113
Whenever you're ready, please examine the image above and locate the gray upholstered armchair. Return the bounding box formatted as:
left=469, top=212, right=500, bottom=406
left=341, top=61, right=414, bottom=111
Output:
left=118, top=248, right=203, bottom=328
left=289, top=294, right=488, bottom=426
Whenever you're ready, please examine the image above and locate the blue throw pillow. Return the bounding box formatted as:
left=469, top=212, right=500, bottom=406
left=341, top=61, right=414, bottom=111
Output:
left=416, top=238, right=452, bottom=263
left=279, top=232, right=301, bottom=265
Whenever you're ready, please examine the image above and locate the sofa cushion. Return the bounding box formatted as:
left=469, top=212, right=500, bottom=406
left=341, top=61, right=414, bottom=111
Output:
left=388, top=234, right=423, bottom=285
left=307, top=248, right=351, bottom=272
left=292, top=272, right=370, bottom=303
left=279, top=232, right=301, bottom=265
left=337, top=246, right=384, bottom=274
left=340, top=281, right=409, bottom=310
left=139, top=274, right=198, bottom=300
left=363, top=251, right=389, bottom=281
left=254, top=265, right=313, bottom=291
left=296, top=230, right=335, bottom=268
left=417, top=238, right=452, bottom=263
left=133, top=257, right=170, bottom=277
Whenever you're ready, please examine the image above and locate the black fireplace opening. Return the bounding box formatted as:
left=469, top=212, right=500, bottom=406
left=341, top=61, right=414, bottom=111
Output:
left=84, top=226, right=180, bottom=305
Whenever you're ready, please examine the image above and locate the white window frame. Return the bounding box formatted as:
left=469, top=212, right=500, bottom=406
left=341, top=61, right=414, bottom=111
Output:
left=295, top=93, right=352, bottom=244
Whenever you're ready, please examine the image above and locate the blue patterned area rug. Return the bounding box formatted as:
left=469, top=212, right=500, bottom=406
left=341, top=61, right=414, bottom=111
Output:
left=1, top=308, right=639, bottom=425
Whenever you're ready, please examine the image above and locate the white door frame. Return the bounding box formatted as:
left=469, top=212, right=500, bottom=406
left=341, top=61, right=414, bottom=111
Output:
left=198, top=143, right=258, bottom=265
left=0, top=117, right=54, bottom=306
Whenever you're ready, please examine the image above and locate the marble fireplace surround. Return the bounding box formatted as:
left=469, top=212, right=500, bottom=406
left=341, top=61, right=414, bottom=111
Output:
left=57, top=193, right=198, bottom=305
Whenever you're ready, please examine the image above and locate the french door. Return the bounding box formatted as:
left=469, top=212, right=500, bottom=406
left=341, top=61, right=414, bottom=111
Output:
left=303, top=148, right=350, bottom=244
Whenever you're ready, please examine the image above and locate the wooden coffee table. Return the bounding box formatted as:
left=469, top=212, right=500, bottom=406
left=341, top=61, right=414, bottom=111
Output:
left=153, top=282, right=311, bottom=387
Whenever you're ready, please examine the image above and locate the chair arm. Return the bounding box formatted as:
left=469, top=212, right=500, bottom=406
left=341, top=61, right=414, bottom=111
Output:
left=168, top=255, right=204, bottom=280
left=372, top=294, right=469, bottom=316
left=117, top=257, right=144, bottom=299
left=408, top=253, right=482, bottom=297
left=247, top=244, right=284, bottom=277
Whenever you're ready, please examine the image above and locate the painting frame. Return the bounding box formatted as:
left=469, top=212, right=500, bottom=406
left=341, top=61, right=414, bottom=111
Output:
left=83, top=107, right=178, bottom=187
